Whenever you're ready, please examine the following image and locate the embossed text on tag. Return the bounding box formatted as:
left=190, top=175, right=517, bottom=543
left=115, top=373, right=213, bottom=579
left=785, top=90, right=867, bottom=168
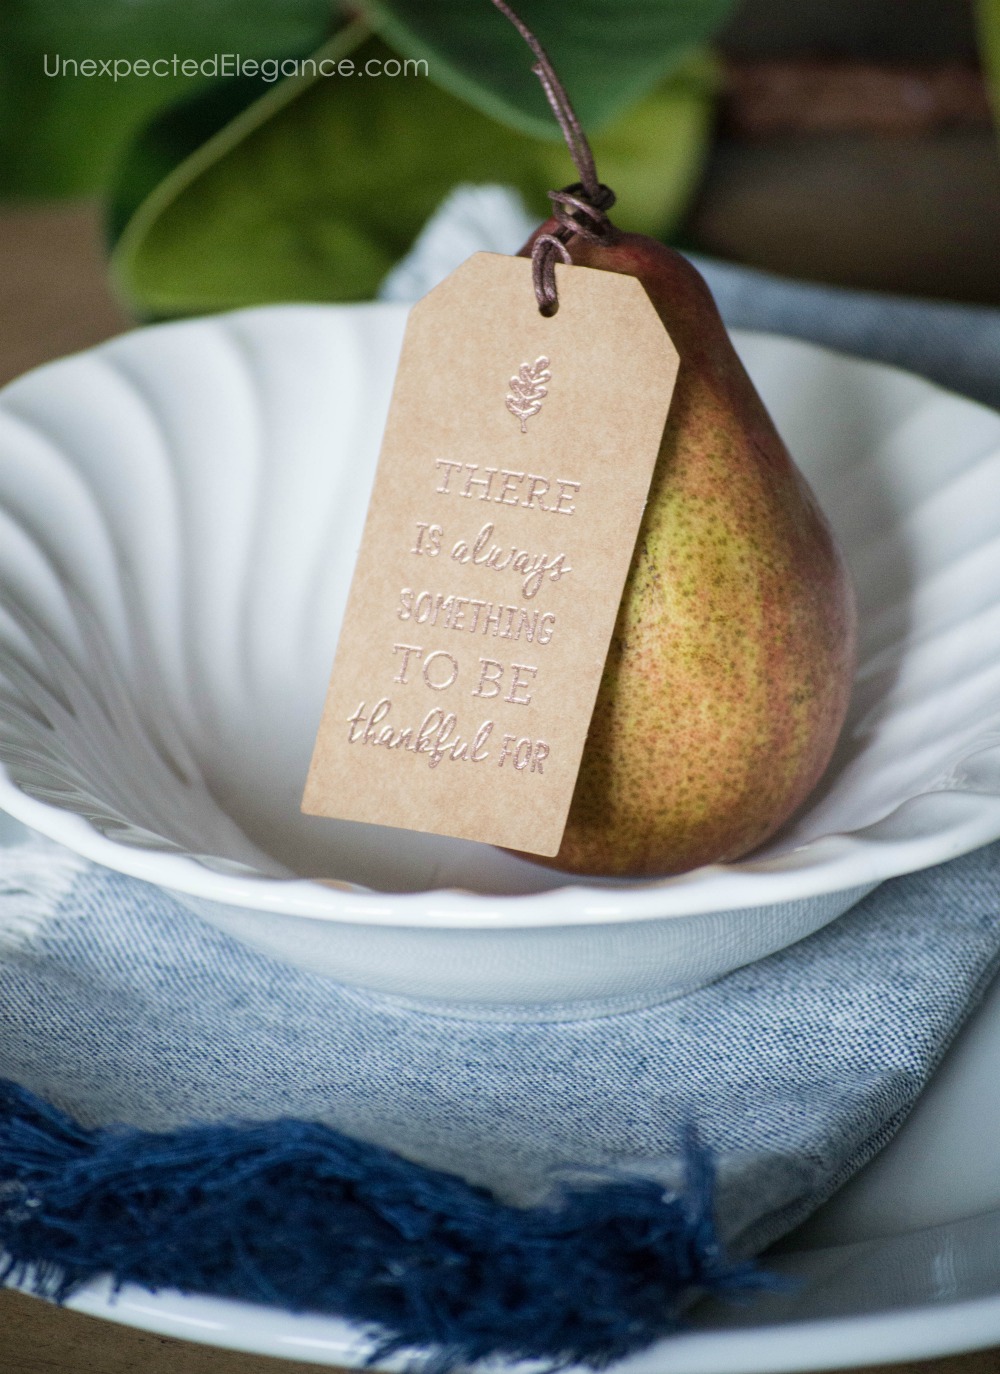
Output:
left=303, top=252, right=679, bottom=857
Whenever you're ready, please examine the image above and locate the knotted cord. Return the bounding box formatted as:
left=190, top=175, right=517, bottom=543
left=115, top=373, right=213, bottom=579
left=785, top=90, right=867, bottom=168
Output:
left=489, top=0, right=618, bottom=313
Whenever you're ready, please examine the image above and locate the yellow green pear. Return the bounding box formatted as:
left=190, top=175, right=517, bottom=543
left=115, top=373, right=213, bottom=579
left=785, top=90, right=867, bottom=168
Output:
left=518, top=226, right=858, bottom=877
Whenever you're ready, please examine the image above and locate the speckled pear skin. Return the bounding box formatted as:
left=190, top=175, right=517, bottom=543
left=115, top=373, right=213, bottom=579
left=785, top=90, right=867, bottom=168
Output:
left=518, top=227, right=858, bottom=877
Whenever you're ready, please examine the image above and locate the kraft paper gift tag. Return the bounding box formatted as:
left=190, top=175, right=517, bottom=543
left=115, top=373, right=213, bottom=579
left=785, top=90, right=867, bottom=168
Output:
left=303, top=252, right=678, bottom=856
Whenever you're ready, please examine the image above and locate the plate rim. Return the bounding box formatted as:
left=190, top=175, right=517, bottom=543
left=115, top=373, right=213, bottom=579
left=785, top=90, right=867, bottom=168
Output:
left=1, top=770, right=1000, bottom=928
left=9, top=1232, right=1000, bottom=1374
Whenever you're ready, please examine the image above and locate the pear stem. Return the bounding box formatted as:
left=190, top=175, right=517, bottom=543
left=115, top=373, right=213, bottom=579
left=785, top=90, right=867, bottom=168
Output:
left=488, top=0, right=600, bottom=199
left=488, top=0, right=617, bottom=314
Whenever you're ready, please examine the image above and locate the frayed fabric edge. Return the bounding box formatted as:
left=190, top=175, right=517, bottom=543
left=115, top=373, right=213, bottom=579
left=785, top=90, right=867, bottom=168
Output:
left=0, top=1081, right=778, bottom=1371
left=0, top=841, right=89, bottom=956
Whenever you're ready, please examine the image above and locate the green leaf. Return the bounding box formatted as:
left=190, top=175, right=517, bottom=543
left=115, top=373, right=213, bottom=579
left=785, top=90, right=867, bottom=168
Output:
left=363, top=0, right=736, bottom=138
left=108, top=74, right=278, bottom=245
left=977, top=0, right=1000, bottom=132
left=111, top=32, right=719, bottom=317
left=0, top=0, right=333, bottom=197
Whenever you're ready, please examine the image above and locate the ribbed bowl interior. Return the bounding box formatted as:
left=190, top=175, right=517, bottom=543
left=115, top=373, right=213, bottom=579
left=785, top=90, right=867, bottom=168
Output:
left=0, top=304, right=998, bottom=908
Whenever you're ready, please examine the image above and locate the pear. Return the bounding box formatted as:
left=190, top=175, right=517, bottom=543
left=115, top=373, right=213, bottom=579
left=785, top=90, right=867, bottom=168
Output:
left=518, top=225, right=858, bottom=877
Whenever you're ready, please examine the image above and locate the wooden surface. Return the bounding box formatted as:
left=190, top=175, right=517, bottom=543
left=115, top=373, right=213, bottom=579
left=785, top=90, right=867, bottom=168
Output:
left=0, top=201, right=132, bottom=389
left=684, top=130, right=1000, bottom=306
left=3, top=202, right=1000, bottom=1372
left=0, top=1289, right=336, bottom=1374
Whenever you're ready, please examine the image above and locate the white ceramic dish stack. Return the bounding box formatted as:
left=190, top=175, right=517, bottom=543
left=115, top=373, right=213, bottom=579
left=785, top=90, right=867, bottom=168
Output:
left=0, top=303, right=999, bottom=1012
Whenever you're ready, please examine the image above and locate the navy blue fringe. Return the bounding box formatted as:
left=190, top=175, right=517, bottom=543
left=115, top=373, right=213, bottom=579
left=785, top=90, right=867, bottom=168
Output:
left=0, top=1079, right=773, bottom=1368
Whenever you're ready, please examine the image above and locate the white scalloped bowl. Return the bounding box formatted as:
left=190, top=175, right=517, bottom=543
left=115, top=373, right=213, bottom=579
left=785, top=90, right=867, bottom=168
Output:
left=1, top=303, right=999, bottom=1014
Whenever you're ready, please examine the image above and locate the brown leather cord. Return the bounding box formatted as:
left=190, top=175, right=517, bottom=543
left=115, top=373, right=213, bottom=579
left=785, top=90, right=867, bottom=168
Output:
left=488, top=0, right=618, bottom=313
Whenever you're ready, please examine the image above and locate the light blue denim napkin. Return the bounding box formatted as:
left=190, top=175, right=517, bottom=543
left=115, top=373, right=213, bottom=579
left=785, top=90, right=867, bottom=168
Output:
left=696, top=256, right=1000, bottom=414
left=2, top=821, right=1000, bottom=1262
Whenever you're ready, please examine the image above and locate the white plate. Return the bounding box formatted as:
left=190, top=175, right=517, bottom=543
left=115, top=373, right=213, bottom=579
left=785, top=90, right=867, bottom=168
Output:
left=1, top=307, right=999, bottom=1009
left=8, top=836, right=1000, bottom=1371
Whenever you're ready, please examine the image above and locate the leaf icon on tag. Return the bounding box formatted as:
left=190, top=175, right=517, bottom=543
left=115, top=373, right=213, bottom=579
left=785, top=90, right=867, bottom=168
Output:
left=506, top=355, right=551, bottom=433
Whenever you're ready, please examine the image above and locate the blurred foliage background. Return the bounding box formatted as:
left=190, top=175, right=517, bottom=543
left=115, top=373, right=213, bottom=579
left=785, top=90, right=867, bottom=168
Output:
left=1, top=0, right=999, bottom=323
